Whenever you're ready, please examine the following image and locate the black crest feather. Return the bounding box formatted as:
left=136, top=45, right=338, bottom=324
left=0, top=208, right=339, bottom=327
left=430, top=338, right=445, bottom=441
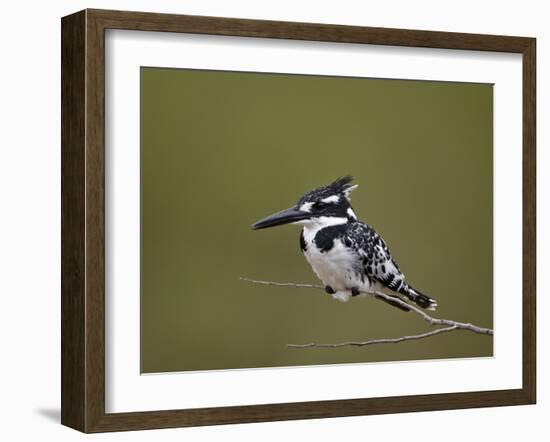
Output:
left=327, top=175, right=354, bottom=193
left=298, top=175, right=356, bottom=205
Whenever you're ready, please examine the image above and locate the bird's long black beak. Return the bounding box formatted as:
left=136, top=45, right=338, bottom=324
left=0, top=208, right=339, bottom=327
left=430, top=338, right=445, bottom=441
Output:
left=252, top=206, right=310, bottom=230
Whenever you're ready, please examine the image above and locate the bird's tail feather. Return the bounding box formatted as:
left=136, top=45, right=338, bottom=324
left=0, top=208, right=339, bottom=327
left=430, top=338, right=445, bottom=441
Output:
left=402, top=285, right=437, bottom=310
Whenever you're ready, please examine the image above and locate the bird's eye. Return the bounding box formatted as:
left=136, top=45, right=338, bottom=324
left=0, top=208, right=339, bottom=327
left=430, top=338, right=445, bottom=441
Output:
left=313, top=201, right=327, bottom=209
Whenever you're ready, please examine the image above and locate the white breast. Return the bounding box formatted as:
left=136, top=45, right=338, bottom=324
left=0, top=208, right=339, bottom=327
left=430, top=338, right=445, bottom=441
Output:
left=301, top=217, right=372, bottom=301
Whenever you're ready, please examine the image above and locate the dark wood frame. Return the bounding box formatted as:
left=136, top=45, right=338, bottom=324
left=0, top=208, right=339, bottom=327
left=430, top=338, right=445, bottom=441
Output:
left=61, top=8, right=536, bottom=433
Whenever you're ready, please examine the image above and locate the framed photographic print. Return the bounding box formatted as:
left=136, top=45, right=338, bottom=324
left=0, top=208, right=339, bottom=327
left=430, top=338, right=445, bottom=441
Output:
left=61, top=9, right=536, bottom=433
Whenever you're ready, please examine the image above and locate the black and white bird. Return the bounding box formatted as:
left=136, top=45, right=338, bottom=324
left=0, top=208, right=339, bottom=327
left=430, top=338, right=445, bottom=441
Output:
left=252, top=176, right=437, bottom=312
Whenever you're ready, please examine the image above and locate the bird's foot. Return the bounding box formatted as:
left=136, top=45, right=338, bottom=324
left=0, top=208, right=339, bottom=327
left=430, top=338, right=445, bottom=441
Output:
left=325, top=285, right=335, bottom=295
left=351, top=287, right=361, bottom=296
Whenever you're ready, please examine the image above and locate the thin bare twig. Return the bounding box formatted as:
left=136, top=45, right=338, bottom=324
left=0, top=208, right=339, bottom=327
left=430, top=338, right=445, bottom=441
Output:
left=239, top=277, right=323, bottom=290
left=241, top=277, right=493, bottom=348
left=287, top=325, right=459, bottom=348
left=370, top=290, right=493, bottom=335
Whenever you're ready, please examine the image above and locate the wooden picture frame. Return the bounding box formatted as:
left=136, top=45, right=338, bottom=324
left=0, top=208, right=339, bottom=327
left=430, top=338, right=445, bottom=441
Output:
left=61, top=8, right=536, bottom=433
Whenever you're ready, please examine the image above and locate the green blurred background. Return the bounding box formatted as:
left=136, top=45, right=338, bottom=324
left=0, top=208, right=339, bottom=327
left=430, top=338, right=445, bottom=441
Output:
left=141, top=67, right=493, bottom=373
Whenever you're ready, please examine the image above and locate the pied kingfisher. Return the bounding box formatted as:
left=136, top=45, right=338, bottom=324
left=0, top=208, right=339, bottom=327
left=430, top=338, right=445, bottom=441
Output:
left=252, top=176, right=437, bottom=311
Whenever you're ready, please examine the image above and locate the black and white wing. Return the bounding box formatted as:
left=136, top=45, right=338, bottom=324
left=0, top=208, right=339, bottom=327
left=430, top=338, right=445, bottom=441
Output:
left=346, top=222, right=437, bottom=310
